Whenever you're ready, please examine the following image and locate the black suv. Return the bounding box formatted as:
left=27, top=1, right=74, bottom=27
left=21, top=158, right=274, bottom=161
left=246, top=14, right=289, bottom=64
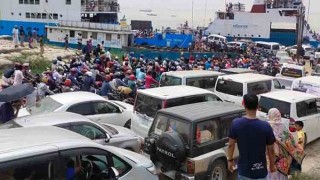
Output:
left=144, top=101, right=245, bottom=180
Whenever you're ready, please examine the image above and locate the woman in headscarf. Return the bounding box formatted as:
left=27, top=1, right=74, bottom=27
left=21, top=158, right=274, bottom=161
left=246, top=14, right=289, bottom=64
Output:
left=267, top=108, right=306, bottom=180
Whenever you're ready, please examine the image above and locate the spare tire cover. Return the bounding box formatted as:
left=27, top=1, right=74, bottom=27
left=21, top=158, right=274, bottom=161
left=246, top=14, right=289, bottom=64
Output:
left=156, top=131, right=186, bottom=170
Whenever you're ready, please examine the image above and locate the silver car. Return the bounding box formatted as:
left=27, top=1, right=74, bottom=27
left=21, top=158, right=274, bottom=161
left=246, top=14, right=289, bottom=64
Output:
left=0, top=112, right=141, bottom=153
left=0, top=126, right=158, bottom=180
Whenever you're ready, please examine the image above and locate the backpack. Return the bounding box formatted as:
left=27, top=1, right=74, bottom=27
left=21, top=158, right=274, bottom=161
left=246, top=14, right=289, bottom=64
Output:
left=3, top=68, right=14, bottom=78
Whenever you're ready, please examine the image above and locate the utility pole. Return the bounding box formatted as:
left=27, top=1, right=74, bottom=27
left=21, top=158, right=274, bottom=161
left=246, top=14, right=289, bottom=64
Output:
left=296, top=4, right=305, bottom=63
left=192, top=0, right=194, bottom=29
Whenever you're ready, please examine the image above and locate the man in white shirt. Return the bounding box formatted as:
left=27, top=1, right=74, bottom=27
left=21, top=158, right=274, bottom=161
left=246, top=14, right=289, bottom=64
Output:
left=13, top=64, right=24, bottom=86
left=12, top=25, right=19, bottom=48
left=106, top=48, right=112, bottom=59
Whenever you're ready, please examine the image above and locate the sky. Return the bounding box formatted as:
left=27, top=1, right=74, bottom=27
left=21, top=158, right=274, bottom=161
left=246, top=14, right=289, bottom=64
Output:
left=118, top=0, right=320, bottom=31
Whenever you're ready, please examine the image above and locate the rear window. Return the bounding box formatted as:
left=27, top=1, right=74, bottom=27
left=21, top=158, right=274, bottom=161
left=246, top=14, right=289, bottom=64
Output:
left=281, top=68, right=303, bottom=78
left=134, top=94, right=162, bottom=118
left=247, top=80, right=272, bottom=95
left=259, top=96, right=291, bottom=118
left=151, top=114, right=191, bottom=146
left=215, top=79, right=243, bottom=96
left=272, top=45, right=280, bottom=50
left=186, top=76, right=217, bottom=89
left=160, top=75, right=182, bottom=87
left=27, top=97, right=62, bottom=115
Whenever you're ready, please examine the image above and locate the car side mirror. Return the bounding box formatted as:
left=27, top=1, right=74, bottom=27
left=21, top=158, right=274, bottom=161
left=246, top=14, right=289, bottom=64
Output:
left=105, top=134, right=111, bottom=143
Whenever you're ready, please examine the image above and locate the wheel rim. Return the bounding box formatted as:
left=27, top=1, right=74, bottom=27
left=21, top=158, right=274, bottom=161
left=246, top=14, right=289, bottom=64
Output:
left=211, top=166, right=223, bottom=180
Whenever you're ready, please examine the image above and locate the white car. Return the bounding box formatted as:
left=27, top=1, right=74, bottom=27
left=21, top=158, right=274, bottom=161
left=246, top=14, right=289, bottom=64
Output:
left=286, top=44, right=314, bottom=59
left=276, top=50, right=293, bottom=65
left=18, top=92, right=133, bottom=128
left=257, top=90, right=320, bottom=145
left=1, top=112, right=141, bottom=153
left=0, top=126, right=158, bottom=180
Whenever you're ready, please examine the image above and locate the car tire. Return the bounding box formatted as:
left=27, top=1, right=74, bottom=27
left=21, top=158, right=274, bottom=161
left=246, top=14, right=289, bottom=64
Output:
left=124, top=119, right=131, bottom=129
left=208, top=160, right=227, bottom=180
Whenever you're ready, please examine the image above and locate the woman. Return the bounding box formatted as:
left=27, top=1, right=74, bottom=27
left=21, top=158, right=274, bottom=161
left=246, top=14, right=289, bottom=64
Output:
left=267, top=108, right=306, bottom=179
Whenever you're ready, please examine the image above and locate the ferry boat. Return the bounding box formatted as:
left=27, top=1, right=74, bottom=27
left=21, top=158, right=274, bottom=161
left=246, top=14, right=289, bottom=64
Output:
left=206, top=0, right=320, bottom=47
left=0, top=0, right=132, bottom=48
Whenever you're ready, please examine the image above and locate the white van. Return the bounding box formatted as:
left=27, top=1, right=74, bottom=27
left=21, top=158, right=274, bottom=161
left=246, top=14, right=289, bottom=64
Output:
left=214, top=73, right=284, bottom=105
left=257, top=90, right=320, bottom=144
left=291, top=76, right=320, bottom=96
left=131, top=86, right=222, bottom=140
left=207, top=34, right=227, bottom=44
left=256, top=41, right=280, bottom=54
left=277, top=63, right=306, bottom=79
left=160, top=70, right=224, bottom=92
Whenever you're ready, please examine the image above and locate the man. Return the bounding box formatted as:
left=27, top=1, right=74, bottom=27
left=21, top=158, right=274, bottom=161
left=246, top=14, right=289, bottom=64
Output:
left=77, top=33, right=82, bottom=50
left=100, top=75, right=112, bottom=96
left=81, top=72, right=94, bottom=92
left=64, top=34, right=69, bottom=50
left=12, top=25, right=19, bottom=48
left=228, top=94, right=276, bottom=180
left=13, top=64, right=24, bottom=86
left=106, top=48, right=112, bottom=60
left=19, top=26, right=25, bottom=47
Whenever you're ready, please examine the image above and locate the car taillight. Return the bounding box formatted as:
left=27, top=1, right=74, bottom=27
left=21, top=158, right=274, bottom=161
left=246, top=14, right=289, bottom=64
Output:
left=289, top=118, right=296, bottom=132
left=187, top=159, right=195, bottom=175
left=162, top=100, right=167, bottom=109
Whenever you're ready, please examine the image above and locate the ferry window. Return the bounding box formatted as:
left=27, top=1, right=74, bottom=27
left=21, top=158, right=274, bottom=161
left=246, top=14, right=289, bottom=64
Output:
left=24, top=0, right=29, bottom=4
left=19, top=0, right=23, bottom=4
left=82, top=31, right=88, bottom=39
left=49, top=14, right=53, bottom=19
left=106, top=34, right=111, bottom=41
left=91, top=32, right=97, bottom=39
left=117, top=34, right=121, bottom=39
left=53, top=14, right=58, bottom=20
left=31, top=13, right=36, bottom=19
left=36, top=13, right=41, bottom=19
left=35, top=0, right=39, bottom=4
left=30, top=0, right=34, bottom=4
left=66, top=0, right=71, bottom=5
left=70, top=30, right=75, bottom=38
left=25, top=13, right=30, bottom=18
left=42, top=13, right=47, bottom=19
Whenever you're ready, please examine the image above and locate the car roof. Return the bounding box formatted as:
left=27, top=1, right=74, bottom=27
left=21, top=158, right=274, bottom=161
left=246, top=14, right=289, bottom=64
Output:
left=137, top=85, right=214, bottom=99
left=0, top=126, right=96, bottom=155
left=260, top=90, right=317, bottom=103
left=208, top=34, right=226, bottom=39
left=255, top=41, right=279, bottom=45
left=292, top=76, right=320, bottom=85
left=157, top=101, right=244, bottom=122
left=218, top=73, right=274, bottom=83
left=163, top=70, right=224, bottom=78
left=50, top=92, right=106, bottom=104
left=220, top=68, right=256, bottom=74
left=14, top=112, right=92, bottom=127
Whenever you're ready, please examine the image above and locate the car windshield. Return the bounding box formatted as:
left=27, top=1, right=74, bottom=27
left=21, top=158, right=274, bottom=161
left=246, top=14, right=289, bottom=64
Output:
left=215, top=79, right=243, bottom=96
left=27, top=97, right=62, bottom=115
left=0, top=120, right=21, bottom=130
left=305, top=48, right=313, bottom=52
left=259, top=96, right=291, bottom=118
left=160, top=75, right=182, bottom=87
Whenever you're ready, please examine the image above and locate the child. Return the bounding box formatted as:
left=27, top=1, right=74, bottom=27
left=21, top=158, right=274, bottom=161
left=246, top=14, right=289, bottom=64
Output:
left=290, top=121, right=305, bottom=176
left=295, top=121, right=305, bottom=150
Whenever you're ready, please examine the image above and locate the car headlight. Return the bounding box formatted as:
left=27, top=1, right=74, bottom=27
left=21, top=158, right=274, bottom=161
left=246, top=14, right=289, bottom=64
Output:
left=147, top=164, right=157, bottom=175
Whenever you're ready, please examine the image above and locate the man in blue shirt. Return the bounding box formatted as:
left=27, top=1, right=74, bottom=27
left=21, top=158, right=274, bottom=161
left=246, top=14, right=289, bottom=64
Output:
left=227, top=94, right=276, bottom=180
left=100, top=75, right=112, bottom=96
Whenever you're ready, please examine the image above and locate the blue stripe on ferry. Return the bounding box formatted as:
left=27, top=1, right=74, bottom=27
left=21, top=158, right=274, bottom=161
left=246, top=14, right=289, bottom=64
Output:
left=0, top=20, right=56, bottom=36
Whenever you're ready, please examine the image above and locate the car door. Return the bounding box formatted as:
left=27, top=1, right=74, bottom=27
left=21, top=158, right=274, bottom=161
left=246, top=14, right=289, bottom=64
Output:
left=87, top=101, right=124, bottom=126
left=66, top=102, right=96, bottom=116
left=70, top=122, right=109, bottom=145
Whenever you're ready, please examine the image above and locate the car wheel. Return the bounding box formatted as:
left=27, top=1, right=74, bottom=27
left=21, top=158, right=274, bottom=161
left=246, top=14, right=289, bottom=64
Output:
left=124, top=119, right=131, bottom=129
left=209, top=160, right=227, bottom=180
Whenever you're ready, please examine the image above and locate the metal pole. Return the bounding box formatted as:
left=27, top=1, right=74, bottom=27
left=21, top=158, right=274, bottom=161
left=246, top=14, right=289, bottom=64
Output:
left=296, top=4, right=305, bottom=63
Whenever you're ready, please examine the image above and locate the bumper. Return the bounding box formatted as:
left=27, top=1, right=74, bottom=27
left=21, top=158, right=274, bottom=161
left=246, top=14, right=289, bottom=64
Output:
left=159, top=170, right=207, bottom=180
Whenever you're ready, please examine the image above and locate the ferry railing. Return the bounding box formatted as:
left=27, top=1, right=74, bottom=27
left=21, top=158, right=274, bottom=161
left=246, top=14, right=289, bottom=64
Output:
left=58, top=20, right=131, bottom=31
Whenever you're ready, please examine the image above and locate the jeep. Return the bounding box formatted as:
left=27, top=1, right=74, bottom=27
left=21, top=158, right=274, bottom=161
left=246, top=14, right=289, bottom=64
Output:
left=144, top=101, right=245, bottom=180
